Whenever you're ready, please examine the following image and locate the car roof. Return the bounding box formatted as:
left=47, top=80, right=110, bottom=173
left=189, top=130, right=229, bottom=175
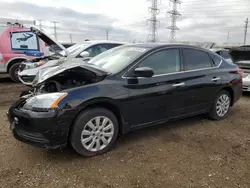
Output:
left=124, top=43, right=211, bottom=51
left=77, top=40, right=127, bottom=45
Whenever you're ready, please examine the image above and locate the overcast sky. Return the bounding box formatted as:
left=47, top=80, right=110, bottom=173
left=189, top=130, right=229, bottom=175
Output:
left=0, top=0, right=249, bottom=45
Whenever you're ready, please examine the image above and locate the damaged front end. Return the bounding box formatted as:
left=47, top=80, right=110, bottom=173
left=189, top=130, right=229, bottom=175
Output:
left=20, top=61, right=109, bottom=98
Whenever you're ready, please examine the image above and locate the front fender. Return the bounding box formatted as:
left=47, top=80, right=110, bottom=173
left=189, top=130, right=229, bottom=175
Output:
left=58, top=84, right=129, bottom=110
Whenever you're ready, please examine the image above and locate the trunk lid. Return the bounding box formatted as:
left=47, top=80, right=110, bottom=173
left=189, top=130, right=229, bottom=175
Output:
left=30, top=26, right=69, bottom=56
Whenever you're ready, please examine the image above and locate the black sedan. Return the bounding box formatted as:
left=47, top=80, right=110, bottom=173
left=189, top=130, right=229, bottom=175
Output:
left=8, top=44, right=243, bottom=156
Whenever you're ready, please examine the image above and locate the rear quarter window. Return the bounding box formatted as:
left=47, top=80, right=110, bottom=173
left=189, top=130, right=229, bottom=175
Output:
left=183, top=49, right=212, bottom=70
left=209, top=53, right=222, bottom=67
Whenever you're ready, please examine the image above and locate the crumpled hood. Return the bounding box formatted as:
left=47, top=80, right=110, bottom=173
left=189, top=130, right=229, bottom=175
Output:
left=30, top=26, right=69, bottom=56
left=32, top=60, right=109, bottom=86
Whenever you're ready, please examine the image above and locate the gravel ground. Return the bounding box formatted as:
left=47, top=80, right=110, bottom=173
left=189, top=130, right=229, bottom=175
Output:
left=0, top=74, right=250, bottom=188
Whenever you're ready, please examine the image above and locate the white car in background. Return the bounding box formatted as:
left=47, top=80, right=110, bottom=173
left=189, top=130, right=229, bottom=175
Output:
left=200, top=42, right=233, bottom=63
left=210, top=48, right=233, bottom=64
left=229, top=46, right=250, bottom=92
left=18, top=28, right=125, bottom=86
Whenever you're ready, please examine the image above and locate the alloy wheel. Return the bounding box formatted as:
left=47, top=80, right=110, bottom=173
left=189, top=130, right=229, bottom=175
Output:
left=81, top=116, right=114, bottom=152
left=216, top=94, right=230, bottom=117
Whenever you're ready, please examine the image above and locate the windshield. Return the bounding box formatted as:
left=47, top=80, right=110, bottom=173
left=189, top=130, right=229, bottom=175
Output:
left=86, top=46, right=149, bottom=74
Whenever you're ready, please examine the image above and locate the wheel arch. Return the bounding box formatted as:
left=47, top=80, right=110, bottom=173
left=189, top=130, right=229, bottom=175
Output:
left=68, top=98, right=127, bottom=140
left=220, top=86, right=234, bottom=106
left=6, top=57, right=28, bottom=73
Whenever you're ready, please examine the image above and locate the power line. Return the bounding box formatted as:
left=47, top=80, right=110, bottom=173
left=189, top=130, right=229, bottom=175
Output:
left=167, top=0, right=181, bottom=42
left=147, top=0, right=160, bottom=42
left=244, top=18, right=248, bottom=45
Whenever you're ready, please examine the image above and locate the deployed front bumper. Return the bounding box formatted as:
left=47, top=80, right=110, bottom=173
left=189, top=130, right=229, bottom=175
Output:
left=7, top=100, right=76, bottom=149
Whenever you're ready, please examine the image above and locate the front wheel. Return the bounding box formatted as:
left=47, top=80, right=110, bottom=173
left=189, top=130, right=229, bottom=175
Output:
left=70, top=108, right=119, bottom=157
left=208, top=90, right=231, bottom=120
left=9, top=63, right=21, bottom=82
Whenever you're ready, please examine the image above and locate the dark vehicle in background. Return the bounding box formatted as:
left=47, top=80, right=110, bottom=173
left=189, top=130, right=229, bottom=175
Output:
left=8, top=44, right=242, bottom=156
left=229, top=46, right=250, bottom=92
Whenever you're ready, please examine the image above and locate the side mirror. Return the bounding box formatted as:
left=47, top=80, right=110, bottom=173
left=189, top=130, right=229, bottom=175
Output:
left=80, top=51, right=90, bottom=58
left=133, top=67, right=154, bottom=78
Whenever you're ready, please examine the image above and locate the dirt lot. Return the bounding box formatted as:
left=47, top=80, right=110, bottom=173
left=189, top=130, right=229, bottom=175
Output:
left=0, top=74, right=250, bottom=188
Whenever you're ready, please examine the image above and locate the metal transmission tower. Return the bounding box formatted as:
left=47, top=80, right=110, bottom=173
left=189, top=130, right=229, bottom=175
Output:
left=51, top=21, right=59, bottom=41
left=147, top=0, right=160, bottom=42
left=167, top=0, right=181, bottom=42
left=244, top=18, right=248, bottom=45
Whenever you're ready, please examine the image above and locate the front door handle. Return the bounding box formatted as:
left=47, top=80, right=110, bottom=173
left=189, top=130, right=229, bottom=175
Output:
left=172, top=82, right=185, bottom=87
left=211, top=77, right=221, bottom=82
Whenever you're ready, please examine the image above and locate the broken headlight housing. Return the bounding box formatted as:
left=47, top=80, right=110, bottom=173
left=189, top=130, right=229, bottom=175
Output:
left=24, top=60, right=46, bottom=69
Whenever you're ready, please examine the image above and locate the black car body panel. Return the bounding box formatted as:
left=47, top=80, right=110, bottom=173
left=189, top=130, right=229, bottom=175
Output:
left=8, top=44, right=242, bottom=149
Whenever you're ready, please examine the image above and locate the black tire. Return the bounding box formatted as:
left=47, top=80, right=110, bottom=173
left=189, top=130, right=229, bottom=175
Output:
left=70, top=108, right=119, bottom=157
left=208, top=90, right=231, bottom=120
left=9, top=63, right=21, bottom=82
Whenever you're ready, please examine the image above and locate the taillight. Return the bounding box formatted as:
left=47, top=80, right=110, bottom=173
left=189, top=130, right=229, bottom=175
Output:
left=236, top=68, right=244, bottom=77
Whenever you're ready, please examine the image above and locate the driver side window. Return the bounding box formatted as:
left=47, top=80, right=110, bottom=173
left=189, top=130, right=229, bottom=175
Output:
left=139, top=49, right=181, bottom=75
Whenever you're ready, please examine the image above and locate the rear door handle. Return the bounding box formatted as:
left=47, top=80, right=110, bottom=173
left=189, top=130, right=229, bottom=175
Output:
left=172, top=82, right=185, bottom=87
left=211, top=77, right=221, bottom=82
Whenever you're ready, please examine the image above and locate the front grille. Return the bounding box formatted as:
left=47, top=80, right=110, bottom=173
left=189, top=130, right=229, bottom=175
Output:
left=17, top=128, right=49, bottom=143
left=20, top=76, right=35, bottom=83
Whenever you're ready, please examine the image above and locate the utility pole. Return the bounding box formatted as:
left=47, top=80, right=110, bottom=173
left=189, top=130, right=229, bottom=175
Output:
left=147, top=0, right=160, bottom=42
left=227, top=31, right=230, bottom=44
left=167, top=0, right=181, bottom=42
left=244, top=18, right=248, bottom=45
left=69, top=34, right=73, bottom=44
left=51, top=21, right=59, bottom=41
left=105, top=29, right=109, bottom=40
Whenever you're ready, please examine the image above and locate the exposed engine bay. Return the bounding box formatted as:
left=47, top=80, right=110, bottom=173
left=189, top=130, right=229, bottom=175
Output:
left=39, top=68, right=105, bottom=93
left=21, top=67, right=106, bottom=98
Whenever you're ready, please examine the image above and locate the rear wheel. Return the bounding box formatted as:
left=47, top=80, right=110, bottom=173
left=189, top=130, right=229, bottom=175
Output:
left=70, top=108, right=119, bottom=157
left=9, top=63, right=21, bottom=82
left=208, top=90, right=231, bottom=120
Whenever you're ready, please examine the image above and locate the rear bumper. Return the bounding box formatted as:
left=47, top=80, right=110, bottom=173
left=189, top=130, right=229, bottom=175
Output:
left=7, top=100, right=77, bottom=149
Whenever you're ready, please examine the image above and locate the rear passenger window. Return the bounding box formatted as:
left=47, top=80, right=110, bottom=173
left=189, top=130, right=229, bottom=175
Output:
left=209, top=53, right=222, bottom=67
left=183, top=49, right=212, bottom=70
